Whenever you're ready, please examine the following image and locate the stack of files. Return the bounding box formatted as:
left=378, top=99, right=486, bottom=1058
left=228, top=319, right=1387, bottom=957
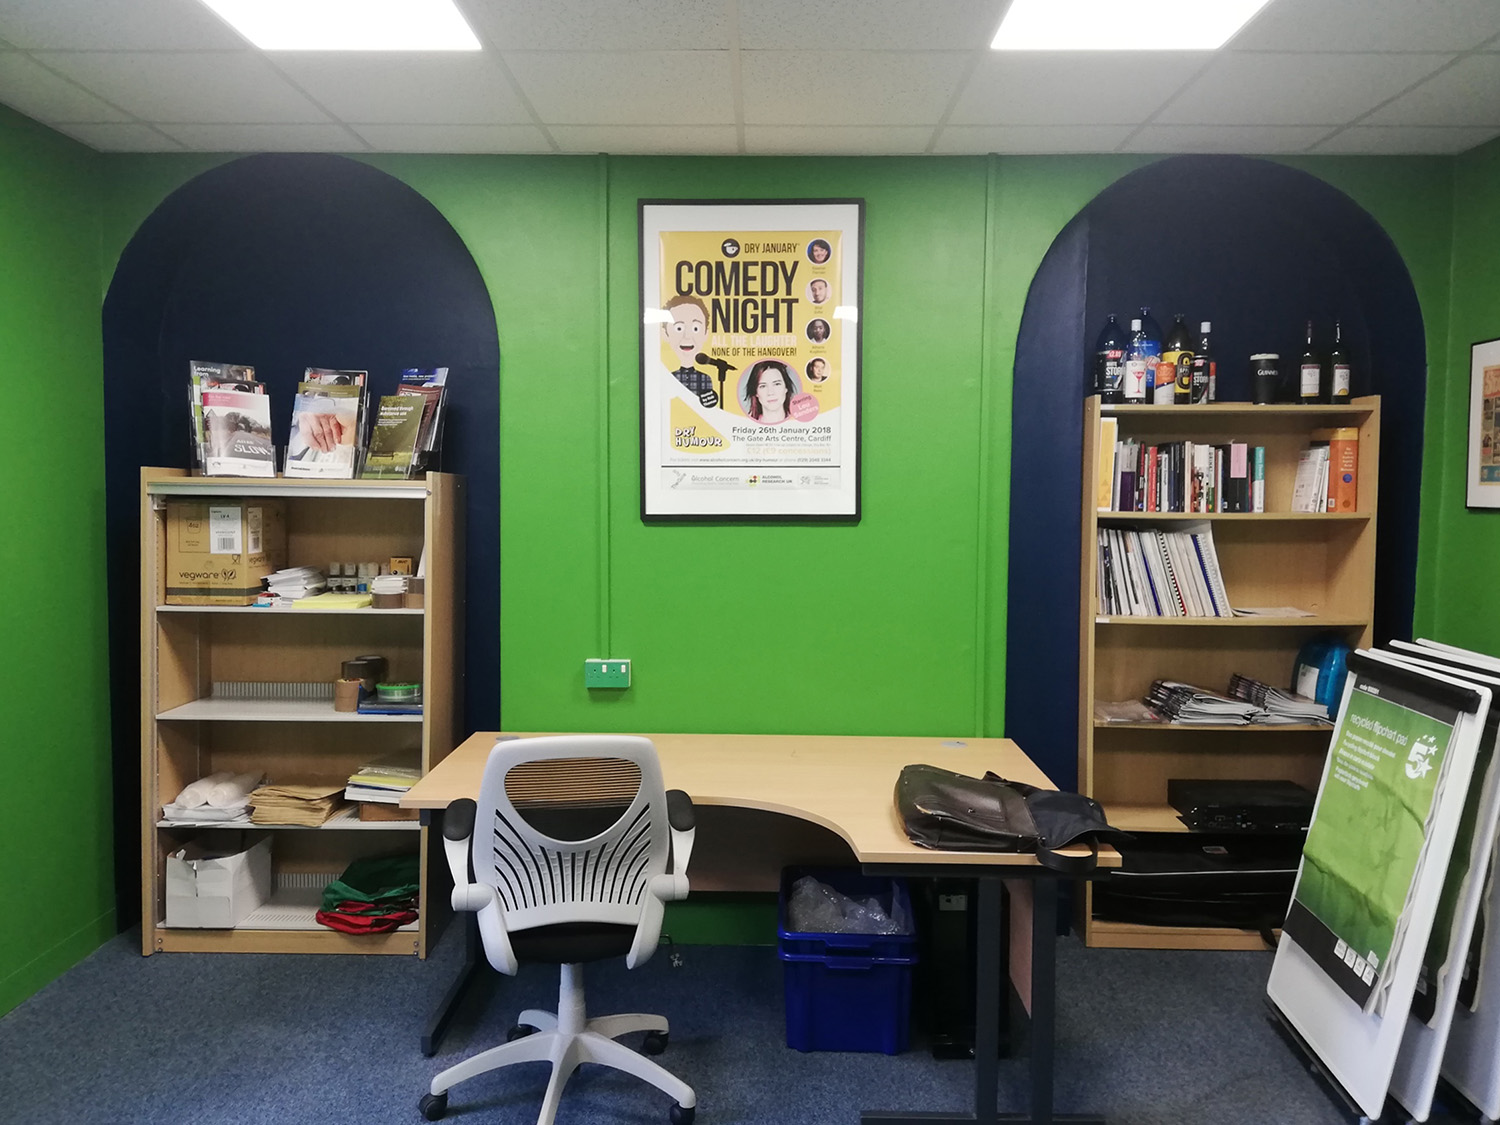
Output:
left=263, top=566, right=326, bottom=605
left=248, top=783, right=346, bottom=826
left=344, top=760, right=421, bottom=805
left=1146, top=680, right=1262, bottom=725
left=1097, top=521, right=1233, bottom=618
left=1227, top=674, right=1331, bottom=723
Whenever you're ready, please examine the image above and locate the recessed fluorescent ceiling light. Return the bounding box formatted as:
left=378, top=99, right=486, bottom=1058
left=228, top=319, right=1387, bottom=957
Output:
left=199, top=0, right=481, bottom=51
left=991, top=0, right=1272, bottom=50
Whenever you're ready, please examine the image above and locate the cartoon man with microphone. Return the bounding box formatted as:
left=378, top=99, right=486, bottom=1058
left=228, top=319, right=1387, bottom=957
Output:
left=661, top=295, right=720, bottom=409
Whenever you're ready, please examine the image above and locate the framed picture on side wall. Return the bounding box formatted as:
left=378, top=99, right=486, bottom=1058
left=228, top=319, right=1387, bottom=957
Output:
left=1468, top=337, right=1500, bottom=508
left=639, top=198, right=863, bottom=521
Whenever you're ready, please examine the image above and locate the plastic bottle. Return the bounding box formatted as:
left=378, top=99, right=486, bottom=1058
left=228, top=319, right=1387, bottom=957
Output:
left=1123, top=308, right=1160, bottom=405
left=1163, top=314, right=1194, bottom=405
left=1092, top=314, right=1127, bottom=402
left=1190, top=321, right=1214, bottom=403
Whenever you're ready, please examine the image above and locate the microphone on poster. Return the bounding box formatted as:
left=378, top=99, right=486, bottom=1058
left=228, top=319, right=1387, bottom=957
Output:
left=695, top=353, right=736, bottom=410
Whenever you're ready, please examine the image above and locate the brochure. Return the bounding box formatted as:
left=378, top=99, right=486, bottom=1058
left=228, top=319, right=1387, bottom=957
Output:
left=201, top=388, right=275, bottom=477
left=188, top=360, right=256, bottom=470
left=285, top=383, right=361, bottom=479
left=361, top=396, right=424, bottom=479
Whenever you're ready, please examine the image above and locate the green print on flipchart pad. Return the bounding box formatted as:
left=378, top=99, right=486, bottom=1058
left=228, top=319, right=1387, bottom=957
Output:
left=1297, top=691, right=1456, bottom=968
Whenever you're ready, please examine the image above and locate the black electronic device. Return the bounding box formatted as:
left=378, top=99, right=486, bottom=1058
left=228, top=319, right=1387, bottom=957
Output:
left=1167, top=778, right=1315, bottom=834
left=1094, top=833, right=1304, bottom=931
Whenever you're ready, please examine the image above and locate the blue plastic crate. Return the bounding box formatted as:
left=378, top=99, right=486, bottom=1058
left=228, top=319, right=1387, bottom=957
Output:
left=778, top=868, right=918, bottom=1054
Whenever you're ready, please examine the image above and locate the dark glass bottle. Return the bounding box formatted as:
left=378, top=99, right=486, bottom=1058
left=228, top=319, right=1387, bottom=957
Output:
left=1092, top=314, right=1127, bottom=402
left=1328, top=321, right=1351, bottom=403
left=1163, top=314, right=1194, bottom=404
left=1299, top=320, right=1322, bottom=404
left=1190, top=321, right=1214, bottom=403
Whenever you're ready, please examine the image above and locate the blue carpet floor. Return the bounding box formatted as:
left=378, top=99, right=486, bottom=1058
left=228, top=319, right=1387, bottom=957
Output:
left=1, top=925, right=1366, bottom=1125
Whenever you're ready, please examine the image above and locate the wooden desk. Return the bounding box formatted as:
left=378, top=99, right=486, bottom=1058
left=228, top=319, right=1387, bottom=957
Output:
left=406, top=732, right=1110, bottom=1125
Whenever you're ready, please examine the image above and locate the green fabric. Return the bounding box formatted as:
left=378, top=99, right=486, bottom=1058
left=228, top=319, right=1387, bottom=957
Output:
left=1297, top=690, right=1456, bottom=968
left=320, top=854, right=421, bottom=911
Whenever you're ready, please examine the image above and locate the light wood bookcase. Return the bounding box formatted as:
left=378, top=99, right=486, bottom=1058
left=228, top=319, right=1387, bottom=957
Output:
left=1078, top=397, right=1379, bottom=950
left=139, top=468, right=463, bottom=956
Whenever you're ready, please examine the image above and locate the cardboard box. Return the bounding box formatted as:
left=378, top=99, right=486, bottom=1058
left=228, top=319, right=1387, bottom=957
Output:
left=358, top=801, right=419, bottom=822
left=165, top=835, right=272, bottom=928
left=165, top=499, right=286, bottom=605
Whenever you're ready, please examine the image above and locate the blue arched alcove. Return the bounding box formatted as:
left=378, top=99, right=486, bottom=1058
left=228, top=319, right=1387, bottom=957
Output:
left=102, top=154, right=500, bottom=919
left=1005, top=155, right=1426, bottom=791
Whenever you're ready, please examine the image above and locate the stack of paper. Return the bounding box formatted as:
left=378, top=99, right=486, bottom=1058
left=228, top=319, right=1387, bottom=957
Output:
left=290, top=591, right=372, bottom=609
left=263, top=566, right=326, bottom=604
left=344, top=761, right=421, bottom=805
left=1146, top=680, right=1262, bottom=725
left=1227, top=674, right=1331, bottom=723
left=248, top=783, right=346, bottom=826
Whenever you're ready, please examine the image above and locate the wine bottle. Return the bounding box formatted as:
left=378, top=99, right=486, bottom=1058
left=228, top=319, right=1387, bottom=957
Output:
left=1092, top=314, right=1127, bottom=402
left=1123, top=311, right=1159, bottom=405
left=1190, top=321, right=1214, bottom=403
left=1328, top=320, right=1351, bottom=403
left=1299, top=320, right=1321, bottom=405
left=1163, top=314, right=1194, bottom=405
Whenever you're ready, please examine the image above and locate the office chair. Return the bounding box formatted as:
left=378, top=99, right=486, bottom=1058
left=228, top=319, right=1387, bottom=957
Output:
left=420, top=735, right=697, bottom=1125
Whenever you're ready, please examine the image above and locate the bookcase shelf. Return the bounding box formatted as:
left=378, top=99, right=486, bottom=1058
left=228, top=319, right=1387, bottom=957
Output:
left=139, top=468, right=462, bottom=959
left=1079, top=396, right=1378, bottom=951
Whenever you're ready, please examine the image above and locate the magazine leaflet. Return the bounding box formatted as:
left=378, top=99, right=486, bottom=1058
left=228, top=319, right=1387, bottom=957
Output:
left=286, top=383, right=361, bottom=479
left=188, top=360, right=255, bottom=471
left=303, top=368, right=369, bottom=470
left=361, top=396, right=425, bottom=479
left=398, top=367, right=448, bottom=470
left=201, top=388, right=275, bottom=477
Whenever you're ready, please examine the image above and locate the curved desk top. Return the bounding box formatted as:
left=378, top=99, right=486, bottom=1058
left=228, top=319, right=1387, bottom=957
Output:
left=403, top=731, right=1119, bottom=869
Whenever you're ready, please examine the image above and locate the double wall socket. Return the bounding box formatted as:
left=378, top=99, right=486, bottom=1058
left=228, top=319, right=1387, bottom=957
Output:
left=585, top=659, right=631, bottom=689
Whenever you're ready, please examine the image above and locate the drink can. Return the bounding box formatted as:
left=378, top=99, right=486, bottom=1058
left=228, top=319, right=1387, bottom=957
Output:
left=1251, top=354, right=1279, bottom=404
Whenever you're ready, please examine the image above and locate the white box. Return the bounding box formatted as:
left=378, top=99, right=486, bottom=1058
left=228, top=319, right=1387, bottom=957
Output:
left=165, top=835, right=272, bottom=928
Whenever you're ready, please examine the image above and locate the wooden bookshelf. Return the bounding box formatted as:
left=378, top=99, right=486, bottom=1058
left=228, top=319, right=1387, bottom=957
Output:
left=1078, top=397, right=1378, bottom=950
left=139, top=468, right=462, bottom=957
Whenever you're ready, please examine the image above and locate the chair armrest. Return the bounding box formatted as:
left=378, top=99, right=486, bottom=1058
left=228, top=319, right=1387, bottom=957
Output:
left=440, top=798, right=476, bottom=889
left=666, top=790, right=695, bottom=878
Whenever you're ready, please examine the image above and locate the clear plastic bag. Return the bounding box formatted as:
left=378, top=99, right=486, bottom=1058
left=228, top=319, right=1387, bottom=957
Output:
left=787, top=875, right=910, bottom=935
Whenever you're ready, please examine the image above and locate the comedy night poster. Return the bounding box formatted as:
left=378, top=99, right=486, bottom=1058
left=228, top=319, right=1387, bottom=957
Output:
left=640, top=200, right=862, bottom=519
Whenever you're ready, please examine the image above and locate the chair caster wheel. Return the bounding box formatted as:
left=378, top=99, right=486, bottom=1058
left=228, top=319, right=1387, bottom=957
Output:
left=669, top=1103, right=694, bottom=1125
left=419, top=1092, right=448, bottom=1121
left=507, top=1023, right=538, bottom=1042
left=644, top=1030, right=669, bottom=1055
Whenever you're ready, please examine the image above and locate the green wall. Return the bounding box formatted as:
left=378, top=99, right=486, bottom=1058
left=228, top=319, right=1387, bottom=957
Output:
left=1427, top=135, right=1500, bottom=647
left=0, top=106, right=111, bottom=1016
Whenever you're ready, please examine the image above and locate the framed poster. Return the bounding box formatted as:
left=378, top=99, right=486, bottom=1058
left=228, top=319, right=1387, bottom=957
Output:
left=639, top=199, right=863, bottom=520
left=1468, top=336, right=1500, bottom=508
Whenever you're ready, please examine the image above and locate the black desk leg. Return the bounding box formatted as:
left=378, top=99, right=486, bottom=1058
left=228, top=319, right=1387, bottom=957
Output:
left=861, top=872, right=1105, bottom=1125
left=420, top=807, right=482, bottom=1057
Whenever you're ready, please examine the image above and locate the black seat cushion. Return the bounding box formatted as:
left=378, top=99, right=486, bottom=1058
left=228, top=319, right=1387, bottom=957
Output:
left=510, top=921, right=637, bottom=965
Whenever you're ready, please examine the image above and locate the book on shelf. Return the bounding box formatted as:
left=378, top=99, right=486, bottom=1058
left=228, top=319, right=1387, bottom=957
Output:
left=187, top=360, right=258, bottom=471
left=1103, top=436, right=1261, bottom=514
left=1226, top=673, right=1331, bottom=723
left=361, top=396, right=425, bottom=479
left=397, top=367, right=449, bottom=473
left=1292, top=445, right=1330, bottom=513
left=201, top=387, right=275, bottom=477
left=1096, top=521, right=1232, bottom=618
left=1313, top=426, right=1359, bottom=513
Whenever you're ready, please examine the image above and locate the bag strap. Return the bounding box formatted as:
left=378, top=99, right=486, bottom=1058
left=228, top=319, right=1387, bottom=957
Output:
left=1035, top=840, right=1099, bottom=875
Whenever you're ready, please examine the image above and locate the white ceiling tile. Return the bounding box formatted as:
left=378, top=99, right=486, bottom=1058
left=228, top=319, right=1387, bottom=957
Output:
left=36, top=51, right=334, bottom=124
left=933, top=124, right=1134, bottom=153
left=1123, top=124, right=1330, bottom=153
left=505, top=50, right=733, bottom=124
left=156, top=122, right=363, bottom=152
left=1365, top=54, right=1500, bottom=127
left=950, top=52, right=1207, bottom=126
left=52, top=121, right=183, bottom=151
left=742, top=51, right=965, bottom=126
left=271, top=53, right=531, bottom=125
left=1230, top=0, right=1500, bottom=53
left=460, top=0, right=733, bottom=51
left=742, top=125, right=932, bottom=154
left=739, top=0, right=1002, bottom=50
left=351, top=123, right=553, bottom=152
left=1311, top=124, right=1500, bottom=154
left=550, top=124, right=739, bottom=153
left=1156, top=52, right=1452, bottom=125
left=0, top=0, right=247, bottom=50
left=0, top=53, right=131, bottom=123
